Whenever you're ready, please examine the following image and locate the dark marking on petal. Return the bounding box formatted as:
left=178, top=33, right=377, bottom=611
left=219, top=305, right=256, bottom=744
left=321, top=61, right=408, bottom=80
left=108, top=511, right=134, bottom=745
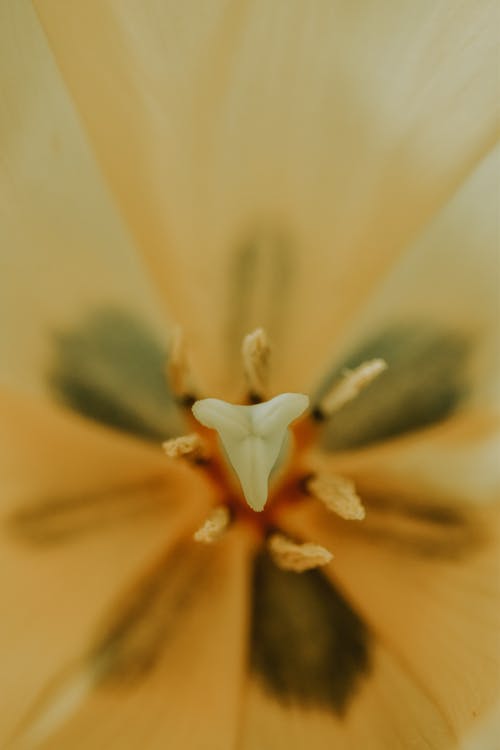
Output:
left=226, top=227, right=294, bottom=367
left=7, top=477, right=170, bottom=546
left=47, top=308, right=184, bottom=441
left=363, top=494, right=465, bottom=526
left=338, top=493, right=483, bottom=560
left=250, top=550, right=371, bottom=715
left=316, top=324, right=472, bottom=450
left=89, top=543, right=214, bottom=683
left=354, top=524, right=482, bottom=560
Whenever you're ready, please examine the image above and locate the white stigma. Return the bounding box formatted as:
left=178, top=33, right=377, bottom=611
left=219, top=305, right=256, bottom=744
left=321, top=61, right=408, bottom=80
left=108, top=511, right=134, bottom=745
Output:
left=192, top=393, right=309, bottom=511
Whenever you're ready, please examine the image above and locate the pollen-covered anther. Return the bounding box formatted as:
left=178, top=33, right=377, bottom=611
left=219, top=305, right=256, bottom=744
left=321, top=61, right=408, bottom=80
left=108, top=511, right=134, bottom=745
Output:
left=306, top=473, right=365, bottom=520
left=242, top=327, right=270, bottom=402
left=268, top=533, right=333, bottom=572
left=316, top=358, right=387, bottom=418
left=162, top=433, right=209, bottom=462
left=193, top=505, right=231, bottom=544
left=167, top=326, right=197, bottom=404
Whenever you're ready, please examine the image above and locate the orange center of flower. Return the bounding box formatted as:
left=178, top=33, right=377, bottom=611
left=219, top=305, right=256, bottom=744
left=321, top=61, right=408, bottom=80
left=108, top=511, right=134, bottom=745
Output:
left=162, top=327, right=384, bottom=571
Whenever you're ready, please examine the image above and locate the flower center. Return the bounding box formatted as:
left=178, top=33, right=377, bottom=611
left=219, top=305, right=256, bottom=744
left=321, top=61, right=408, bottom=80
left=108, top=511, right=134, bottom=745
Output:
left=162, top=327, right=386, bottom=571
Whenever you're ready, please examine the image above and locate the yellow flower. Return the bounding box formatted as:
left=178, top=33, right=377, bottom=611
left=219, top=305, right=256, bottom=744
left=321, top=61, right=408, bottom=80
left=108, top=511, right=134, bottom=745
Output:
left=1, top=1, right=499, bottom=748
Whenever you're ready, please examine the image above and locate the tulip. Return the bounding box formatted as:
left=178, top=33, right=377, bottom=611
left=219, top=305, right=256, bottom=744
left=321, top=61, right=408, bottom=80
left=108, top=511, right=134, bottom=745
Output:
left=1, top=2, right=499, bottom=748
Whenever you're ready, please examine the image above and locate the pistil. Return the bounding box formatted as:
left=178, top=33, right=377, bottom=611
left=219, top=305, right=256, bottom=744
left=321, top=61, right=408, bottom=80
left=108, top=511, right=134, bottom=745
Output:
left=192, top=393, right=309, bottom=512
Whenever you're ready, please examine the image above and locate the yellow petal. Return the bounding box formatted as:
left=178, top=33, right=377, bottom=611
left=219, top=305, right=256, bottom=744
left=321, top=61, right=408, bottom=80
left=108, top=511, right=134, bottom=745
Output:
left=241, top=645, right=455, bottom=750
left=33, top=0, right=499, bottom=394
left=0, top=387, right=203, bottom=509
left=243, top=547, right=456, bottom=748
left=329, top=411, right=500, bottom=508
left=330, top=518, right=500, bottom=739
left=0, top=389, right=212, bottom=747
left=315, top=145, right=500, bottom=450
left=281, top=497, right=500, bottom=739
left=0, top=0, right=170, bottom=397
left=44, top=309, right=184, bottom=441
left=23, top=528, right=252, bottom=750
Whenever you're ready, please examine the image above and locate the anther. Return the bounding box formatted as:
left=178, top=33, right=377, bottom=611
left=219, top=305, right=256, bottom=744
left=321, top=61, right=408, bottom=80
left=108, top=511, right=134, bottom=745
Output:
left=162, top=433, right=209, bottom=463
left=193, top=506, right=230, bottom=543
left=242, top=328, right=270, bottom=403
left=167, top=327, right=197, bottom=405
left=268, top=533, right=333, bottom=572
left=306, top=473, right=365, bottom=520
left=313, top=358, right=387, bottom=419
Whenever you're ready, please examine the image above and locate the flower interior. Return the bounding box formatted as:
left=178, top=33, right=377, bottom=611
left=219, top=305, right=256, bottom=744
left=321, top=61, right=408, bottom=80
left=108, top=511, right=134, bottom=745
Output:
left=163, top=327, right=385, bottom=572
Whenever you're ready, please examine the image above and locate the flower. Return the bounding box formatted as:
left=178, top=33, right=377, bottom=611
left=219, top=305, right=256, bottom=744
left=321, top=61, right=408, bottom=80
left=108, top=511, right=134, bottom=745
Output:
left=1, top=1, right=499, bottom=749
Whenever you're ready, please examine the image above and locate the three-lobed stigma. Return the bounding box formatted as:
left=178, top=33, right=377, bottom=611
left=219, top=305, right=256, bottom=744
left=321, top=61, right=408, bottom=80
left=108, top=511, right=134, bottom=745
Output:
left=192, top=393, right=309, bottom=511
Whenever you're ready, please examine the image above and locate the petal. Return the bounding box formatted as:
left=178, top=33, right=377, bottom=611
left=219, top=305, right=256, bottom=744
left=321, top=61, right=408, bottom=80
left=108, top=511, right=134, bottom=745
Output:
left=46, top=308, right=184, bottom=441
left=280, top=495, right=500, bottom=739
left=240, top=649, right=454, bottom=750
left=21, top=528, right=252, bottom=750
left=0, top=389, right=212, bottom=745
left=249, top=548, right=371, bottom=714
left=0, top=388, right=172, bottom=504
left=316, top=145, right=500, bottom=449
left=0, top=0, right=171, bottom=399
left=329, top=411, right=500, bottom=508
left=462, top=706, right=500, bottom=750
left=242, top=549, right=454, bottom=748
left=33, top=0, right=499, bottom=394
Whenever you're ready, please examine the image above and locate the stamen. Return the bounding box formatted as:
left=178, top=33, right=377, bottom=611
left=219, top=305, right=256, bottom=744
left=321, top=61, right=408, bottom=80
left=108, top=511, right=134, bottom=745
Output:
left=192, top=393, right=309, bottom=512
left=162, top=433, right=209, bottom=463
left=314, top=358, right=387, bottom=419
left=306, top=473, right=365, bottom=520
left=268, top=533, right=333, bottom=572
left=193, top=506, right=230, bottom=543
left=242, top=328, right=271, bottom=402
left=167, top=327, right=197, bottom=405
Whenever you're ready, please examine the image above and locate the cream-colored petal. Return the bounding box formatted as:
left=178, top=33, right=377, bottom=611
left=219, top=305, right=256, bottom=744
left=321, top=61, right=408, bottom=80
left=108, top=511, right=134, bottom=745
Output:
left=327, top=411, right=500, bottom=508
left=0, top=387, right=207, bottom=511
left=24, top=528, right=253, bottom=750
left=0, top=389, right=212, bottom=747
left=33, top=0, right=498, bottom=395
left=242, top=546, right=457, bottom=747
left=42, top=309, right=184, bottom=442
left=240, top=646, right=455, bottom=750
left=0, top=0, right=171, bottom=398
left=463, top=704, right=500, bottom=750
left=281, top=500, right=500, bottom=739
left=316, top=145, right=500, bottom=450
